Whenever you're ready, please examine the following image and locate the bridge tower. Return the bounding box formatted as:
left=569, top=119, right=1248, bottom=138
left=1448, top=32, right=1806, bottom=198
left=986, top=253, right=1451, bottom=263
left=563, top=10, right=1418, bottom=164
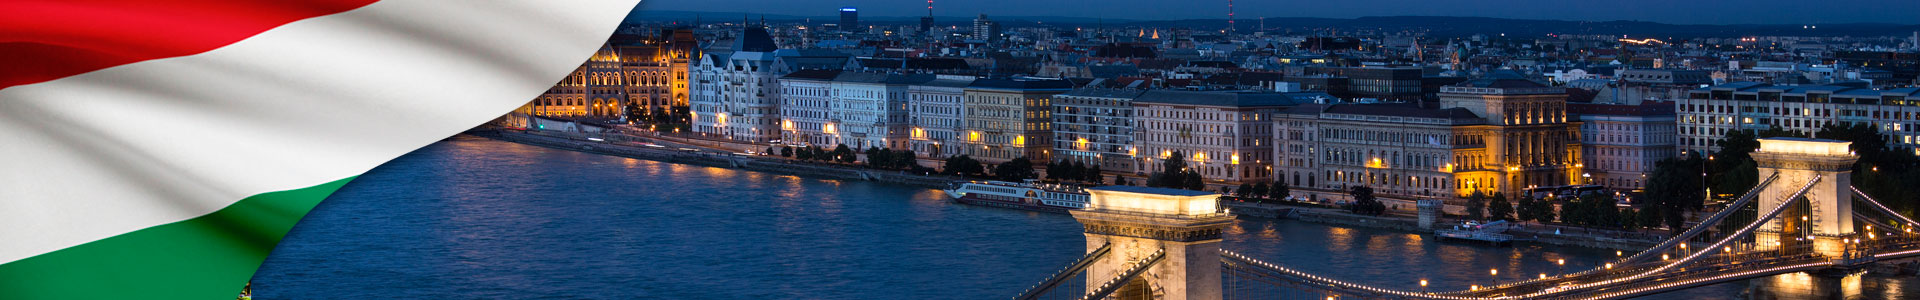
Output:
left=1751, top=138, right=1857, bottom=257
left=1072, top=186, right=1235, bottom=300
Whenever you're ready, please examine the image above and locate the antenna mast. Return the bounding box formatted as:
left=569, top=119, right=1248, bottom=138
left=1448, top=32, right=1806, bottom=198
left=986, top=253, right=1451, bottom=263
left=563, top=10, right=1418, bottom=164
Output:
left=1227, top=0, right=1236, bottom=35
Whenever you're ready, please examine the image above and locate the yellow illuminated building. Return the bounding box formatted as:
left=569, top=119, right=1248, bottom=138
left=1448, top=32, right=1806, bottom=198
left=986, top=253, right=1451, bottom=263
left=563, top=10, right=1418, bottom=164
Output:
left=513, top=29, right=694, bottom=122
left=1274, top=78, right=1583, bottom=200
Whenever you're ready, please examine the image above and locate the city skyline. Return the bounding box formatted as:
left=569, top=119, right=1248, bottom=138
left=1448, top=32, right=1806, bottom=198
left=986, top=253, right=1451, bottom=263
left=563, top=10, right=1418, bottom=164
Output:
left=635, top=0, right=1920, bottom=25
left=13, top=1, right=1920, bottom=299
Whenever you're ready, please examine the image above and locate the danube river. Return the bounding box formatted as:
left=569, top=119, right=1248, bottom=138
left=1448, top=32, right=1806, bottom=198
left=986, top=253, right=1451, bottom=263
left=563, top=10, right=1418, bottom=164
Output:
left=252, top=137, right=1914, bottom=299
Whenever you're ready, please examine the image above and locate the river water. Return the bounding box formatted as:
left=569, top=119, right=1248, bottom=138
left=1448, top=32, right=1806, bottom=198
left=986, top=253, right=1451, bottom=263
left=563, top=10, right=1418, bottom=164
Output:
left=252, top=137, right=1915, bottom=299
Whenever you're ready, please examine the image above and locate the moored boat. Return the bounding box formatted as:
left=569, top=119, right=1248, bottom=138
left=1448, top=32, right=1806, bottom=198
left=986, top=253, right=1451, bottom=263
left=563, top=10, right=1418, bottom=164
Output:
left=944, top=180, right=1090, bottom=214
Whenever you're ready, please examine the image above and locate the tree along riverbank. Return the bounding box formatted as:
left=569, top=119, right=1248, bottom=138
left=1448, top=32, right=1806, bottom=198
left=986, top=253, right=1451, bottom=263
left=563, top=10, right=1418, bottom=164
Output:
left=475, top=128, right=1671, bottom=252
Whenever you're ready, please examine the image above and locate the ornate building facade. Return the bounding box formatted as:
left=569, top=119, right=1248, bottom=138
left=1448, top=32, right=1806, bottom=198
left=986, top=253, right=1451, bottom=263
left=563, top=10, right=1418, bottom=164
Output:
left=1273, top=78, right=1584, bottom=199
left=1437, top=79, right=1584, bottom=197
left=514, top=29, right=694, bottom=122
left=1273, top=104, right=1479, bottom=198
left=690, top=26, right=783, bottom=142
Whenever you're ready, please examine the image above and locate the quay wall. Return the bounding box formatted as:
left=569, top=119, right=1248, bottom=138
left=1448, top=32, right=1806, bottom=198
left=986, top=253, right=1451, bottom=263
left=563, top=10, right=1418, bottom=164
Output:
left=480, top=129, right=1665, bottom=251
left=471, top=130, right=961, bottom=189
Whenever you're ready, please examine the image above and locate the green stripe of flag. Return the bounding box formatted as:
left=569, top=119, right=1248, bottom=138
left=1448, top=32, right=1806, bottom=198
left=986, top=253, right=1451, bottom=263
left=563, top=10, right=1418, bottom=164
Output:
left=0, top=177, right=353, bottom=299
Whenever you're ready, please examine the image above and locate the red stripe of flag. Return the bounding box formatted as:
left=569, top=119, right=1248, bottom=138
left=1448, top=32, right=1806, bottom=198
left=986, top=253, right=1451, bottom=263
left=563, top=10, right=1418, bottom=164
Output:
left=0, top=0, right=379, bottom=90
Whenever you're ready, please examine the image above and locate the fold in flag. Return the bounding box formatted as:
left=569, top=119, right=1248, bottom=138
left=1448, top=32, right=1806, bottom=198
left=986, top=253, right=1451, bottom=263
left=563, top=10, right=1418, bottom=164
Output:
left=0, top=0, right=641, bottom=298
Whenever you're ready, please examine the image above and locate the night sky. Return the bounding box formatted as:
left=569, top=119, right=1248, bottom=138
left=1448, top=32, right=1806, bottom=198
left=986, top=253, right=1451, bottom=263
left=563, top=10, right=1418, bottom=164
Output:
left=636, top=0, right=1920, bottom=25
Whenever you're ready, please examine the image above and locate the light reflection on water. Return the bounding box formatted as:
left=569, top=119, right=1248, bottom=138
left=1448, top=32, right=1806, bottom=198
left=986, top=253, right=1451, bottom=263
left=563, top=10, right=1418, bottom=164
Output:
left=253, top=138, right=1914, bottom=299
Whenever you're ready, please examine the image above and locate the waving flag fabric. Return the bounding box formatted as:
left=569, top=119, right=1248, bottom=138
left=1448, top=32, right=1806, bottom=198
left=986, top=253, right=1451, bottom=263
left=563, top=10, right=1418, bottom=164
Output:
left=0, top=0, right=642, bottom=298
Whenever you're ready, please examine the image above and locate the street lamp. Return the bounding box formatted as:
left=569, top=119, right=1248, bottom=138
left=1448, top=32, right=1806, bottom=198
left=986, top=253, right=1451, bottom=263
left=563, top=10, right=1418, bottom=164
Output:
left=1420, top=279, right=1428, bottom=293
left=1704, top=154, right=1711, bottom=201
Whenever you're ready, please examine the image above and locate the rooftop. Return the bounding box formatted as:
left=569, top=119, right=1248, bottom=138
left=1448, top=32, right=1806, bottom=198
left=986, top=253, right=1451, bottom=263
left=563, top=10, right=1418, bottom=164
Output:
left=914, top=77, right=976, bottom=88
left=731, top=26, right=776, bottom=53
left=1059, top=88, right=1148, bottom=99
left=967, top=78, right=1076, bottom=90
left=853, top=58, right=971, bottom=70
left=1696, top=82, right=1920, bottom=97
left=833, top=72, right=935, bottom=85
left=1134, top=90, right=1332, bottom=107
left=781, top=69, right=843, bottom=81
left=1457, top=78, right=1548, bottom=89
left=1321, top=103, right=1481, bottom=120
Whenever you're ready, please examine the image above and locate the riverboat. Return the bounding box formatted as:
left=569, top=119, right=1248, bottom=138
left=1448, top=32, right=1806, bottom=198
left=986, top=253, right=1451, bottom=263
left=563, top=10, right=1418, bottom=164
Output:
left=943, top=180, right=1090, bottom=214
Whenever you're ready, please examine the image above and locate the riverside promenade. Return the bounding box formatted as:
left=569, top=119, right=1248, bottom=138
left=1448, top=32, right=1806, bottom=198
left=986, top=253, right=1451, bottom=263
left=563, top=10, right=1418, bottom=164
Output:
left=472, top=128, right=1669, bottom=250
left=469, top=129, right=960, bottom=189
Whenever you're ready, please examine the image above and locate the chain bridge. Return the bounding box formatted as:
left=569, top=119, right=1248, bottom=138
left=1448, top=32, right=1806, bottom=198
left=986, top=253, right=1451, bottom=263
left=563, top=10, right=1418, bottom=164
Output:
left=1015, top=138, right=1920, bottom=300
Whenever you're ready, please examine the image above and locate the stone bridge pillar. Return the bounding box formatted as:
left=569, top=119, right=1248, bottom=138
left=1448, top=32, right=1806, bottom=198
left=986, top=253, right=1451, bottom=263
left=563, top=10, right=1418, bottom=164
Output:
left=1418, top=199, right=1443, bottom=230
left=1752, top=138, right=1857, bottom=257
left=1073, top=186, right=1235, bottom=300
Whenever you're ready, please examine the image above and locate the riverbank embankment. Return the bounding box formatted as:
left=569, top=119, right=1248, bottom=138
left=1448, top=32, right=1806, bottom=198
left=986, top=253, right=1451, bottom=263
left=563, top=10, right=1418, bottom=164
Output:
left=477, top=128, right=1667, bottom=251
left=470, top=129, right=959, bottom=189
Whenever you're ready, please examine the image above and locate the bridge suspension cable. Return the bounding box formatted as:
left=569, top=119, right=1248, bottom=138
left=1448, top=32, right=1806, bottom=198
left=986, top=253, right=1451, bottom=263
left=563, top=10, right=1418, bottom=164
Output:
left=1495, top=175, right=1823, bottom=299
left=1619, top=173, right=1779, bottom=264
left=1451, top=173, right=1785, bottom=294
left=1220, top=249, right=1480, bottom=299
left=1078, top=248, right=1166, bottom=300
left=1211, top=176, right=1826, bottom=300
left=1014, top=243, right=1112, bottom=300
left=1025, top=175, right=1920, bottom=299
left=1850, top=186, right=1920, bottom=228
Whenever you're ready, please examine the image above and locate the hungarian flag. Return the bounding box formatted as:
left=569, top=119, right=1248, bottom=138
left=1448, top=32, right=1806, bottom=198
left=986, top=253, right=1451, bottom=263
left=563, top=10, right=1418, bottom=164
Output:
left=0, top=0, right=641, bottom=298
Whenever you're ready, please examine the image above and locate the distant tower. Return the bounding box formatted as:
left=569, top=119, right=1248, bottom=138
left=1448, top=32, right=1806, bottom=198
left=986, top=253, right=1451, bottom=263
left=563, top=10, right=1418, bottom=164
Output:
left=840, top=7, right=859, bottom=32
left=1226, top=0, right=1235, bottom=35
left=973, top=14, right=997, bottom=41
left=920, top=0, right=935, bottom=34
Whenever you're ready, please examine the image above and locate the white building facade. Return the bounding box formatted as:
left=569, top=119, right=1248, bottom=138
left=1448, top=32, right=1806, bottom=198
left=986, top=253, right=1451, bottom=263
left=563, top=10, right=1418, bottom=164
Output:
left=778, top=70, right=841, bottom=146
left=907, top=75, right=975, bottom=158
left=1134, top=90, right=1325, bottom=183
left=1680, top=82, right=1920, bottom=155
left=689, top=28, right=783, bottom=142
left=1572, top=102, right=1678, bottom=191
left=829, top=73, right=930, bottom=150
